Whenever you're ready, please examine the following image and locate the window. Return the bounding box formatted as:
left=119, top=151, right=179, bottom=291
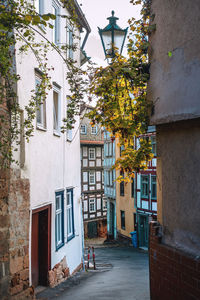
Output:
left=108, top=142, right=113, bottom=156
left=120, top=171, right=124, bottom=196
left=66, top=25, right=73, bottom=59
left=91, top=125, right=97, bottom=135
left=35, top=76, right=46, bottom=129
left=131, top=179, right=134, bottom=198
left=52, top=1, right=60, bottom=44
left=141, top=175, right=149, bottom=199
left=89, top=171, right=95, bottom=184
left=102, top=171, right=104, bottom=184
left=109, top=170, right=113, bottom=187
left=103, top=199, right=107, bottom=210
left=67, top=128, right=73, bottom=141
left=89, top=148, right=95, bottom=160
left=53, top=86, right=60, bottom=134
left=66, top=188, right=74, bottom=241
left=89, top=198, right=96, bottom=212
left=151, top=136, right=156, bottom=156
left=81, top=125, right=87, bottom=134
left=120, top=145, right=125, bottom=157
left=121, top=210, right=125, bottom=230
left=151, top=175, right=157, bottom=200
left=55, top=191, right=64, bottom=250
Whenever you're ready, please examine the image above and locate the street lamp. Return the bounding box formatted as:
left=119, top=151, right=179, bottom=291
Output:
left=98, top=11, right=128, bottom=64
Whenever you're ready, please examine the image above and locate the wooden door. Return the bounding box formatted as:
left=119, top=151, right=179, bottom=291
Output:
left=88, top=221, right=98, bottom=238
left=31, top=205, right=51, bottom=287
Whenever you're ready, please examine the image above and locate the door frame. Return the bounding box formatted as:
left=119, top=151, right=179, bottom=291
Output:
left=31, top=204, right=51, bottom=285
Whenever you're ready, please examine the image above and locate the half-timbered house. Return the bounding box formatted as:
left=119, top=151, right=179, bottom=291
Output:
left=80, top=105, right=107, bottom=238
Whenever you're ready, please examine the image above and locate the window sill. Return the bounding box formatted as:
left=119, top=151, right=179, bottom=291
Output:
left=56, top=241, right=64, bottom=251
left=53, top=131, right=61, bottom=137
left=67, top=234, right=75, bottom=242
left=36, top=125, right=47, bottom=132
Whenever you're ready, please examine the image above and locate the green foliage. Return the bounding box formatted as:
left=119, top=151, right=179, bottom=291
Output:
left=87, top=0, right=155, bottom=181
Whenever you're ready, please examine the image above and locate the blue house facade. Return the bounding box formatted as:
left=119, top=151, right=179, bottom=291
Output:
left=104, top=131, right=117, bottom=240
left=135, top=126, right=157, bottom=248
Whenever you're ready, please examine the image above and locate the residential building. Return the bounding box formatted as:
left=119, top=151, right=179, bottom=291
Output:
left=0, top=1, right=91, bottom=299
left=115, top=141, right=136, bottom=242
left=135, top=126, right=157, bottom=248
left=104, top=131, right=117, bottom=240
left=80, top=105, right=107, bottom=238
left=148, top=1, right=200, bottom=299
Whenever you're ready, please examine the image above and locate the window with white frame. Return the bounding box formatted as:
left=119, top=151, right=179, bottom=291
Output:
left=35, top=75, right=46, bottom=129
left=52, top=1, right=60, bottom=44
left=102, top=171, right=104, bottom=184
left=141, top=175, right=149, bottom=199
left=66, top=24, right=73, bottom=59
left=81, top=125, right=87, bottom=134
left=91, top=125, right=97, bottom=135
left=89, top=198, right=96, bottom=212
left=89, top=148, right=95, bottom=160
left=53, top=86, right=60, bottom=134
left=103, top=199, right=107, bottom=210
left=66, top=188, right=74, bottom=241
left=89, top=171, right=95, bottom=184
left=151, top=175, right=157, bottom=200
left=55, top=191, right=64, bottom=250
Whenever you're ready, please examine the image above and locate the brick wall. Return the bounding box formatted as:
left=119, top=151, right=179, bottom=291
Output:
left=149, top=222, right=200, bottom=300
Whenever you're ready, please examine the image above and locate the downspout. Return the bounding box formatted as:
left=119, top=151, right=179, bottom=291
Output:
left=81, top=30, right=90, bottom=51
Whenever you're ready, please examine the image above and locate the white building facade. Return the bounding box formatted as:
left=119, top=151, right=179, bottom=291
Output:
left=15, top=0, right=90, bottom=288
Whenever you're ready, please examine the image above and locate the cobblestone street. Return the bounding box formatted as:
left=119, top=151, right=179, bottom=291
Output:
left=37, top=245, right=150, bottom=300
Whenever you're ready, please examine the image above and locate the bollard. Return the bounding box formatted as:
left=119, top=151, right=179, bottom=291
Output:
left=92, top=247, right=96, bottom=270
left=87, top=246, right=90, bottom=269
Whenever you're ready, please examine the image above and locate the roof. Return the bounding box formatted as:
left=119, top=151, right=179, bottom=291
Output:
left=65, top=0, right=91, bottom=33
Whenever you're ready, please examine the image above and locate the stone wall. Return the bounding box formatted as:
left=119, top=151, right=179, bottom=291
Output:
left=0, top=166, right=32, bottom=299
left=149, top=222, right=200, bottom=300
left=9, top=169, right=32, bottom=299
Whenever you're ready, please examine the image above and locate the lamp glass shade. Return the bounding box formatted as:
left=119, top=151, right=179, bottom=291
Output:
left=101, top=31, right=112, bottom=56
left=114, top=30, right=126, bottom=54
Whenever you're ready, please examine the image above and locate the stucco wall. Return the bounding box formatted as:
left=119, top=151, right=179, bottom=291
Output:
left=157, top=118, right=200, bottom=255
left=115, top=143, right=136, bottom=239
left=15, top=0, right=83, bottom=281
left=149, top=0, right=200, bottom=125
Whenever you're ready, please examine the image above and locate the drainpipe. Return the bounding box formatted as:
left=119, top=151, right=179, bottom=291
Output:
left=80, top=193, right=85, bottom=271
left=81, top=30, right=90, bottom=52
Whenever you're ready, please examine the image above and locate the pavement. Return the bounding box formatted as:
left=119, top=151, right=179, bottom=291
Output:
left=37, top=244, right=150, bottom=300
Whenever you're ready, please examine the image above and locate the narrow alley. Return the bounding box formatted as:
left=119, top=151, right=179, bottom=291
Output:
left=37, top=246, right=149, bottom=300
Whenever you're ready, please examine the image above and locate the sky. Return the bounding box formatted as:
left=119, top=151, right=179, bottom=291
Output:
left=77, top=0, right=141, bottom=66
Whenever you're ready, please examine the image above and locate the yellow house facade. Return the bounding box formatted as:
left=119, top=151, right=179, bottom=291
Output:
left=115, top=143, right=137, bottom=241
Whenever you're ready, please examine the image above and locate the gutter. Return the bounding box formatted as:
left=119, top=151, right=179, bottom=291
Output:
left=64, top=0, right=91, bottom=51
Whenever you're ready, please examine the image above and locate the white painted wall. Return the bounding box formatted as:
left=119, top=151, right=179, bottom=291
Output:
left=15, top=0, right=85, bottom=279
